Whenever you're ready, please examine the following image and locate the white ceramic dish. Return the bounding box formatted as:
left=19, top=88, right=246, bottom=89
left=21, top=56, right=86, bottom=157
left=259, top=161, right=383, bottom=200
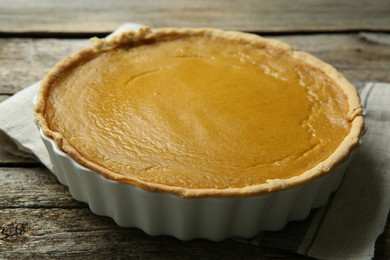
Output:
left=32, top=25, right=363, bottom=240
left=36, top=123, right=356, bottom=241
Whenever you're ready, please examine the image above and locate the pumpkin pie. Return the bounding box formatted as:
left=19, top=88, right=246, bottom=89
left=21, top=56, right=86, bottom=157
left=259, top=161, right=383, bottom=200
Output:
left=34, top=27, right=364, bottom=198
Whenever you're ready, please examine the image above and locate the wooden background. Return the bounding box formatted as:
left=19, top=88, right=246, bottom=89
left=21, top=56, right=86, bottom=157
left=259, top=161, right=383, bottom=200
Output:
left=1, top=0, right=389, bottom=33
left=0, top=0, right=389, bottom=258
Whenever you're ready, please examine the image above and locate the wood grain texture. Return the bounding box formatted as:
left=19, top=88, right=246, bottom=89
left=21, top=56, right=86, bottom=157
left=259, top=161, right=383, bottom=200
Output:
left=0, top=167, right=81, bottom=209
left=0, top=0, right=389, bottom=34
left=1, top=33, right=389, bottom=94
left=0, top=167, right=306, bottom=259
left=0, top=38, right=88, bottom=94
left=0, top=209, right=306, bottom=259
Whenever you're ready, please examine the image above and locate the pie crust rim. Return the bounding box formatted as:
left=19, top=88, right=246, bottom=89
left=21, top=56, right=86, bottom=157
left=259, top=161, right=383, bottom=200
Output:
left=34, top=27, right=365, bottom=198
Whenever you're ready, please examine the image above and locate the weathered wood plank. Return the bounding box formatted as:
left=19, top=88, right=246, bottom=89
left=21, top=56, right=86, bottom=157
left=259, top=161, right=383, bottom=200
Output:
left=0, top=207, right=307, bottom=259
left=0, top=0, right=389, bottom=33
left=0, top=167, right=83, bottom=208
left=1, top=33, right=389, bottom=94
left=0, top=38, right=88, bottom=94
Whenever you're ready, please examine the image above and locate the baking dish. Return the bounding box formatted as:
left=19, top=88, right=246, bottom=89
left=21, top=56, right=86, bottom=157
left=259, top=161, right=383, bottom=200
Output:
left=36, top=124, right=356, bottom=241
left=33, top=26, right=364, bottom=240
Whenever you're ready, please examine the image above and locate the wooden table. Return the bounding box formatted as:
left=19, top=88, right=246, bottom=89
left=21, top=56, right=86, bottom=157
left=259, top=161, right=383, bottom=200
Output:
left=1, top=0, right=389, bottom=258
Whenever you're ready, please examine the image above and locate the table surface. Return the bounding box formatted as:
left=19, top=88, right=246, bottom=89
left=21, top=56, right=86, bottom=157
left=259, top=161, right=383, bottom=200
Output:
left=0, top=0, right=389, bottom=259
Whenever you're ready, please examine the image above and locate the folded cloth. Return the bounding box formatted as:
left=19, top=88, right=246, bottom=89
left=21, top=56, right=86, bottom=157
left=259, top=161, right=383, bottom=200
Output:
left=0, top=23, right=389, bottom=260
left=0, top=82, right=50, bottom=166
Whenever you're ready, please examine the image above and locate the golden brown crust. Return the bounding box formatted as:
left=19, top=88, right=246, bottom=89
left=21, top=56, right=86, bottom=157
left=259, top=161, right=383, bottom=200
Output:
left=34, top=27, right=364, bottom=198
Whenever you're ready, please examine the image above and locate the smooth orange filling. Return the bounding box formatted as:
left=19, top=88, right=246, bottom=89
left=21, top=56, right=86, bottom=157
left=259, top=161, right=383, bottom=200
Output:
left=45, top=35, right=350, bottom=189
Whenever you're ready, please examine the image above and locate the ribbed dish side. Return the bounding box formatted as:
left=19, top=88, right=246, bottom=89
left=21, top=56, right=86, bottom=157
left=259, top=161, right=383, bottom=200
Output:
left=39, top=130, right=352, bottom=241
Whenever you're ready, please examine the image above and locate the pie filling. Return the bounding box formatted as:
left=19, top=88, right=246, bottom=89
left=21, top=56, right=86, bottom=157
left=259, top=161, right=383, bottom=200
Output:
left=44, top=34, right=351, bottom=189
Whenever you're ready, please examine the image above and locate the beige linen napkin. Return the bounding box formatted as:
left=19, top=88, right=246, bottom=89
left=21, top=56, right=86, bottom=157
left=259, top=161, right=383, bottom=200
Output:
left=0, top=24, right=389, bottom=259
